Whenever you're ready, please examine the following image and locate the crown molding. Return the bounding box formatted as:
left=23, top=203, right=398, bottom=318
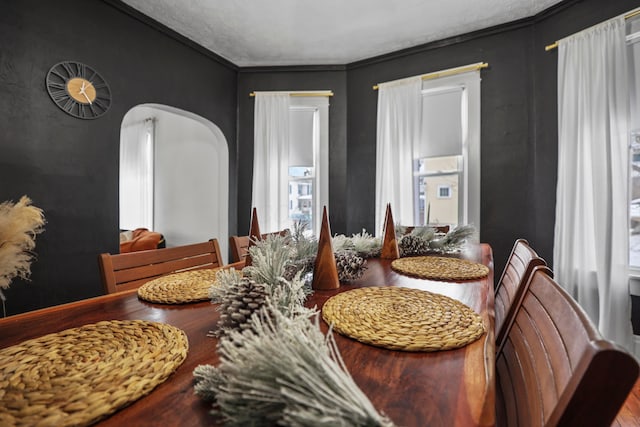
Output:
left=101, top=0, right=238, bottom=71
left=346, top=16, right=533, bottom=70
left=238, top=64, right=347, bottom=74
left=102, top=0, right=582, bottom=72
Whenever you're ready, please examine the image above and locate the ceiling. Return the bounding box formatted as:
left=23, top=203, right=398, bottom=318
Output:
left=121, top=0, right=564, bottom=67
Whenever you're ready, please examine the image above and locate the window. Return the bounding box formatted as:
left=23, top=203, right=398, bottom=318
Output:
left=252, top=92, right=329, bottom=236
left=287, top=96, right=329, bottom=235
left=438, top=185, right=452, bottom=199
left=413, top=72, right=481, bottom=228
left=629, top=17, right=640, bottom=269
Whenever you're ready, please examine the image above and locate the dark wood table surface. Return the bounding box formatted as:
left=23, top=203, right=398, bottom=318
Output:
left=0, top=244, right=495, bottom=427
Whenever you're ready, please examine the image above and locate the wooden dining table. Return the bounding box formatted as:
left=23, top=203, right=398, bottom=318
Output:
left=0, top=244, right=495, bottom=427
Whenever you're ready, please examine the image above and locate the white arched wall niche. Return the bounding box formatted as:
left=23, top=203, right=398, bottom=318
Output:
left=120, top=104, right=229, bottom=262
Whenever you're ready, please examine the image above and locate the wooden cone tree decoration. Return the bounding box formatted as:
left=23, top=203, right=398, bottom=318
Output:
left=381, top=203, right=399, bottom=259
left=245, top=207, right=262, bottom=267
left=311, top=206, right=340, bottom=290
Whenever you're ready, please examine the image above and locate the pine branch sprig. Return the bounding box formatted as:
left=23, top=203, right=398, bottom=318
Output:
left=209, top=268, right=243, bottom=302
left=440, top=224, right=477, bottom=246
left=408, top=226, right=437, bottom=240
left=244, top=234, right=294, bottom=286
left=348, top=230, right=381, bottom=258
left=194, top=305, right=395, bottom=427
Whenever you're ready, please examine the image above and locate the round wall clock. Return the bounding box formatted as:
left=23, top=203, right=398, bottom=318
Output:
left=46, top=61, right=111, bottom=119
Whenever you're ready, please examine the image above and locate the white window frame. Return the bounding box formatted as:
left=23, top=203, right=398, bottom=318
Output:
left=415, top=71, right=481, bottom=229
left=288, top=95, right=329, bottom=235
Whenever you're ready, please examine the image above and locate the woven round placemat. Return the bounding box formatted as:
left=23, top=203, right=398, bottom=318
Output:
left=137, top=268, right=223, bottom=304
left=0, top=319, right=188, bottom=427
left=391, top=256, right=489, bottom=281
left=322, top=287, right=485, bottom=352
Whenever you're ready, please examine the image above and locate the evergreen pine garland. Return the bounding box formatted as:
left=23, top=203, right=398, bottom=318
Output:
left=197, top=223, right=412, bottom=425
left=332, top=230, right=381, bottom=258
left=194, top=305, right=395, bottom=427
left=211, top=238, right=310, bottom=336
left=397, top=225, right=477, bottom=256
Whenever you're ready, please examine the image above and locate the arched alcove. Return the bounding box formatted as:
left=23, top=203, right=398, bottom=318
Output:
left=120, top=104, right=229, bottom=262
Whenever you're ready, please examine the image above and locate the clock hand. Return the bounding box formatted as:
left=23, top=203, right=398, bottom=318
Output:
left=78, top=81, right=92, bottom=104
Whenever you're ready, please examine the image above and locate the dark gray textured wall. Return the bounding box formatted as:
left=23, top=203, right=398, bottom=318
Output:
left=0, top=0, right=237, bottom=315
left=1, top=0, right=638, bottom=315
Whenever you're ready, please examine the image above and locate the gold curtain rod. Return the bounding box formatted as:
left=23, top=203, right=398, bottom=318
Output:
left=545, top=9, right=640, bottom=51
left=372, top=62, right=489, bottom=90
left=249, top=91, right=333, bottom=97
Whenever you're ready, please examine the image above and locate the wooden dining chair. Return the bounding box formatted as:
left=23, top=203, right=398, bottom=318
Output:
left=495, top=266, right=639, bottom=427
left=98, top=238, right=225, bottom=294
left=494, top=239, right=547, bottom=348
left=229, top=235, right=251, bottom=263
left=229, top=229, right=290, bottom=263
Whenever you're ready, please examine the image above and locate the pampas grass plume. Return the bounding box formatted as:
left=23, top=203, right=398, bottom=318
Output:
left=0, top=196, right=45, bottom=290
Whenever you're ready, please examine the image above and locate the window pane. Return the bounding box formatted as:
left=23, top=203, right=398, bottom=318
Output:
left=415, top=155, right=461, bottom=226
left=289, top=167, right=314, bottom=231
left=416, top=173, right=458, bottom=226
left=630, top=130, right=640, bottom=268
left=417, top=87, right=463, bottom=158
left=438, top=185, right=452, bottom=198
left=288, top=178, right=313, bottom=229
left=289, top=109, right=314, bottom=167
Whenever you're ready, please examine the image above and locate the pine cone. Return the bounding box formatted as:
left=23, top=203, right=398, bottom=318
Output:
left=335, top=251, right=367, bottom=282
left=398, top=235, right=430, bottom=257
left=283, top=263, right=302, bottom=281
left=217, top=278, right=269, bottom=335
left=283, top=257, right=315, bottom=281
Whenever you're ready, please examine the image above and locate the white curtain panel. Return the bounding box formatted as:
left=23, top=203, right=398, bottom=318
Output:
left=554, top=16, right=631, bottom=349
left=375, top=76, right=422, bottom=235
left=119, top=118, right=155, bottom=230
left=252, top=93, right=291, bottom=233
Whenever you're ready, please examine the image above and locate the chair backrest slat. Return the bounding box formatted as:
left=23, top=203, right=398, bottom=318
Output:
left=98, top=239, right=224, bottom=294
left=495, top=239, right=546, bottom=347
left=496, top=266, right=639, bottom=426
